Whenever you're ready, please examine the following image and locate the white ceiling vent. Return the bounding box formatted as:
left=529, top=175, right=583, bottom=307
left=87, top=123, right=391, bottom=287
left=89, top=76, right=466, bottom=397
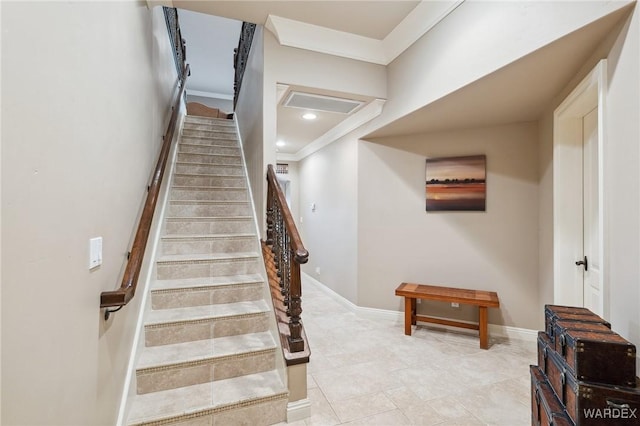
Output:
left=283, top=91, right=364, bottom=114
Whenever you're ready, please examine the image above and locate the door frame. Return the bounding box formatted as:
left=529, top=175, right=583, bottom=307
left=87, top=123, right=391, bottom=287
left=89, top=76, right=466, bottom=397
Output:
left=553, top=59, right=607, bottom=317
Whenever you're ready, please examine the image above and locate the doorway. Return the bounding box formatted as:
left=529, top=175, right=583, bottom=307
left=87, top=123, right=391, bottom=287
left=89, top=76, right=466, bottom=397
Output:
left=553, top=60, right=607, bottom=318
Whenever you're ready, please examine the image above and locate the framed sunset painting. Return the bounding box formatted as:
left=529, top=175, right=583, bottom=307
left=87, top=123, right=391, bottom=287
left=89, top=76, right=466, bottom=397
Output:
left=425, top=155, right=486, bottom=211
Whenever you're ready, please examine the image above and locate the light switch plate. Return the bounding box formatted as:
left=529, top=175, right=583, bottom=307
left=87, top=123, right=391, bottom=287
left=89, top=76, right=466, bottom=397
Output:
left=89, top=237, right=103, bottom=269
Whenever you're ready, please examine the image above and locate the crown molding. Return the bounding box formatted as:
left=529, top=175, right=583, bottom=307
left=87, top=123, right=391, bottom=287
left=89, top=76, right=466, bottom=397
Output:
left=276, top=84, right=290, bottom=104
left=265, top=0, right=464, bottom=65
left=146, top=0, right=173, bottom=9
left=266, top=15, right=386, bottom=64
left=382, top=0, right=464, bottom=62
left=186, top=89, right=233, bottom=100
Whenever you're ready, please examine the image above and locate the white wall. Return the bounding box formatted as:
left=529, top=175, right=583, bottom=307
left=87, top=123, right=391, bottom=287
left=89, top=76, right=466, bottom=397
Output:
left=361, top=123, right=540, bottom=328
left=287, top=1, right=638, bottom=337
left=235, top=26, right=266, bottom=236
left=276, top=161, right=300, bottom=226
left=537, top=5, right=640, bottom=363
left=379, top=0, right=632, bottom=132
left=298, top=137, right=359, bottom=303
left=605, top=2, right=640, bottom=367
left=1, top=3, right=177, bottom=424
left=262, top=29, right=386, bottom=302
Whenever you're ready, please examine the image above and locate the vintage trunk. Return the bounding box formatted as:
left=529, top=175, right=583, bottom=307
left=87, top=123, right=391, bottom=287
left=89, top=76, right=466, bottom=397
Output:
left=553, top=320, right=613, bottom=354
left=531, top=365, right=573, bottom=426
left=531, top=365, right=543, bottom=425
left=538, top=331, right=553, bottom=375
left=544, top=305, right=611, bottom=345
left=546, top=350, right=640, bottom=424
left=559, top=329, right=636, bottom=387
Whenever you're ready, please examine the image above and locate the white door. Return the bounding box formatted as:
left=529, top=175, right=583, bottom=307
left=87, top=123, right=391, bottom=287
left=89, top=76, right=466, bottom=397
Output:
left=553, top=60, right=607, bottom=319
left=582, top=108, right=603, bottom=316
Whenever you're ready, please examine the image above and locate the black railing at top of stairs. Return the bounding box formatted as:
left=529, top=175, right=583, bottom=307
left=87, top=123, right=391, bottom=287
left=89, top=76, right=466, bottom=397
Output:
left=233, top=22, right=256, bottom=108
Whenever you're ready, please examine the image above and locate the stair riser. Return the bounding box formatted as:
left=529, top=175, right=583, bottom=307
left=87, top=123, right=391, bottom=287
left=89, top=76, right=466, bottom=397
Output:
left=183, top=123, right=236, bottom=132
left=151, top=283, right=263, bottom=309
left=157, top=258, right=260, bottom=280
left=184, top=117, right=234, bottom=126
left=173, top=175, right=246, bottom=188
left=183, top=129, right=237, bottom=139
left=160, top=237, right=256, bottom=255
left=129, top=395, right=287, bottom=426
left=177, top=153, right=242, bottom=166
left=179, top=144, right=240, bottom=156
left=210, top=398, right=287, bottom=426
left=171, top=189, right=248, bottom=201
left=168, top=203, right=252, bottom=217
left=136, top=351, right=276, bottom=394
left=175, top=163, right=243, bottom=176
left=180, top=136, right=238, bottom=147
left=145, top=313, right=270, bottom=346
left=164, top=220, right=254, bottom=235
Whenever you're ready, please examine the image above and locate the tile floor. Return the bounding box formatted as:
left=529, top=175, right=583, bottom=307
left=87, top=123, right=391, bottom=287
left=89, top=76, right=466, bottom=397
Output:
left=278, top=279, right=536, bottom=426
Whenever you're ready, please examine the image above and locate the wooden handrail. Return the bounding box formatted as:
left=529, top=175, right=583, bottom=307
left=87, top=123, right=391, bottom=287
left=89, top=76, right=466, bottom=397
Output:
left=266, top=165, right=308, bottom=262
left=100, top=63, right=190, bottom=318
left=266, top=164, right=309, bottom=352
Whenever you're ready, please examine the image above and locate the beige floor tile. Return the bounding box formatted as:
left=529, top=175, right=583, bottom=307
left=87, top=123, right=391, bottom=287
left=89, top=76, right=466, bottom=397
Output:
left=457, top=380, right=530, bottom=425
left=274, top=420, right=306, bottom=426
left=393, top=366, right=471, bottom=401
left=324, top=345, right=409, bottom=371
left=500, top=376, right=532, bottom=406
left=329, top=392, right=396, bottom=423
left=384, top=386, right=424, bottom=410
left=426, top=395, right=484, bottom=424
left=342, top=409, right=413, bottom=425
left=307, top=374, right=318, bottom=389
left=305, top=388, right=340, bottom=426
left=399, top=402, right=446, bottom=425
left=300, top=277, right=534, bottom=426
left=312, top=369, right=385, bottom=403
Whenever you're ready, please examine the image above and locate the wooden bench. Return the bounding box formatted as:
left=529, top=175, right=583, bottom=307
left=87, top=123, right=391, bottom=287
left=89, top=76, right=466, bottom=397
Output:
left=395, top=283, right=500, bottom=349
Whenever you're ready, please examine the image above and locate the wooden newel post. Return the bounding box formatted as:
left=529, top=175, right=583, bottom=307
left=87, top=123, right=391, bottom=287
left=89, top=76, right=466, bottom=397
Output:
left=287, top=260, right=304, bottom=352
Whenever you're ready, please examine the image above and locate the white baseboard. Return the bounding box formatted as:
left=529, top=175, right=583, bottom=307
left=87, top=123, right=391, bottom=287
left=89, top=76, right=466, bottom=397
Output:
left=301, top=272, right=537, bottom=343
left=287, top=398, right=311, bottom=423
left=303, top=272, right=360, bottom=312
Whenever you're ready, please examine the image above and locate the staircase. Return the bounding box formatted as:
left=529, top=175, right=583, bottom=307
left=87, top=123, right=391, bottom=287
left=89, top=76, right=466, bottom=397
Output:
left=126, top=115, right=288, bottom=426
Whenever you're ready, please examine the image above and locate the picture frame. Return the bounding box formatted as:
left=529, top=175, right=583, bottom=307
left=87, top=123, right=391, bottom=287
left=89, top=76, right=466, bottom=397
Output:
left=425, top=155, right=486, bottom=211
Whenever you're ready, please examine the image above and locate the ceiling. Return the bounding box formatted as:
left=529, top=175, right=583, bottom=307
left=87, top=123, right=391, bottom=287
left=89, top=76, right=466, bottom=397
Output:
left=173, top=0, right=428, bottom=159
left=276, top=85, right=376, bottom=154
left=365, top=6, right=630, bottom=141
left=173, top=1, right=630, bottom=161
left=179, top=10, right=241, bottom=98
left=173, top=1, right=420, bottom=40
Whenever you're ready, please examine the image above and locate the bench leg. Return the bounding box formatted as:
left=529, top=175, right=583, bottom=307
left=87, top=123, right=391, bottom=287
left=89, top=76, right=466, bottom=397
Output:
left=411, top=298, right=417, bottom=325
left=404, top=297, right=413, bottom=336
left=479, top=306, right=488, bottom=349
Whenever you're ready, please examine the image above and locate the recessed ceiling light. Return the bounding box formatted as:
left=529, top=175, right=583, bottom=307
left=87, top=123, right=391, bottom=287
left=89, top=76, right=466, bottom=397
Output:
left=276, top=140, right=286, bottom=147
left=302, top=112, right=317, bottom=120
